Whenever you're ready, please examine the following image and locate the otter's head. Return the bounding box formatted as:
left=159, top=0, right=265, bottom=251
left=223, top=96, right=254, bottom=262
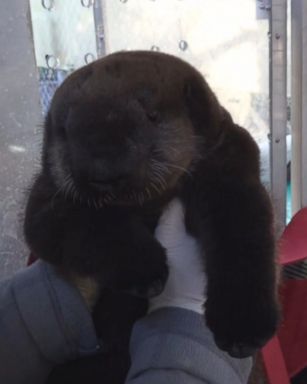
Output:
left=43, top=51, right=223, bottom=207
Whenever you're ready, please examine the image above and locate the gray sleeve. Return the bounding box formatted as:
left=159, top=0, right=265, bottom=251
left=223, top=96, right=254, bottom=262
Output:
left=0, top=261, right=99, bottom=384
left=126, top=308, right=252, bottom=384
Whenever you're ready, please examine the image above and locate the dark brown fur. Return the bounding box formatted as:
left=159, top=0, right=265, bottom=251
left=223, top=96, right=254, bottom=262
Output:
left=24, top=51, right=279, bottom=383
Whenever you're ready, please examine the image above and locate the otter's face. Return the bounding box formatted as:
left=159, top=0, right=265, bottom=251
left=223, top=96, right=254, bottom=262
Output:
left=44, top=51, right=220, bottom=207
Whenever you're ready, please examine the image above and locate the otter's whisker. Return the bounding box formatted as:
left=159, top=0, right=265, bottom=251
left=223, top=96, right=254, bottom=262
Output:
left=151, top=168, right=168, bottom=189
left=163, top=162, right=192, bottom=177
left=59, top=174, right=75, bottom=202
left=137, top=192, right=144, bottom=206
left=152, top=162, right=171, bottom=177
left=127, top=192, right=132, bottom=201
left=65, top=178, right=75, bottom=200
left=72, top=189, right=79, bottom=204
left=149, top=181, right=162, bottom=195
left=51, top=174, right=71, bottom=206
left=92, top=199, right=99, bottom=210
left=132, top=191, right=138, bottom=202
left=104, top=195, right=112, bottom=204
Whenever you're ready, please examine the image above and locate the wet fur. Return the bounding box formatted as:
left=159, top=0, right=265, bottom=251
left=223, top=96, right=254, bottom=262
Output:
left=24, top=51, right=279, bottom=382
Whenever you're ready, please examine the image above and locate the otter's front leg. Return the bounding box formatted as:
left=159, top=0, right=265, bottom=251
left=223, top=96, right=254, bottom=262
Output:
left=25, top=175, right=168, bottom=298
left=182, top=127, right=279, bottom=358
left=63, top=208, right=169, bottom=298
left=187, top=181, right=279, bottom=358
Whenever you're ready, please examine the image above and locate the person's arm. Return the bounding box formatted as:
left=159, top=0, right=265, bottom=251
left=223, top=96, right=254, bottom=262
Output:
left=126, top=199, right=252, bottom=384
left=0, top=260, right=99, bottom=384
left=127, top=308, right=252, bottom=384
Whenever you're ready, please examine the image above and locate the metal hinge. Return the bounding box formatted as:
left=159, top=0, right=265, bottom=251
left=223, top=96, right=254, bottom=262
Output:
left=256, top=0, right=272, bottom=19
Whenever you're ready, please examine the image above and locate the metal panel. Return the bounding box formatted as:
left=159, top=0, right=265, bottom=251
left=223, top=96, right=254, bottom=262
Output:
left=291, top=0, right=307, bottom=212
left=0, top=0, right=41, bottom=278
left=291, top=0, right=303, bottom=214
left=93, top=0, right=106, bottom=58
left=270, top=0, right=288, bottom=234
left=302, top=0, right=307, bottom=206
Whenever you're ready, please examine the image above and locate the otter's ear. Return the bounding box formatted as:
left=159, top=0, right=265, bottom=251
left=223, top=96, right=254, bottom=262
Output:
left=184, top=76, right=223, bottom=142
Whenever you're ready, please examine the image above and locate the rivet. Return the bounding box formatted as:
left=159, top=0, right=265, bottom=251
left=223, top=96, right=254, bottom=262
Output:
left=151, top=45, right=160, bottom=51
left=84, top=53, right=95, bottom=64
left=41, top=0, right=54, bottom=11
left=45, top=54, right=59, bottom=69
left=81, top=0, right=94, bottom=7
left=179, top=40, right=188, bottom=51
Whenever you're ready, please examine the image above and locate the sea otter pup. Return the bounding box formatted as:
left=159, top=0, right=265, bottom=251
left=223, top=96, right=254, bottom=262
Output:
left=24, top=51, right=279, bottom=382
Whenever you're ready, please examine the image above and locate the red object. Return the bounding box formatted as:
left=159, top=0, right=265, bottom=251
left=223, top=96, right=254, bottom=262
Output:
left=279, top=207, right=307, bottom=265
left=262, top=207, right=307, bottom=383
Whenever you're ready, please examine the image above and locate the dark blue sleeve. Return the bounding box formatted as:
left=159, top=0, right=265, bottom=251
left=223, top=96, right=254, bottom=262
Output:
left=0, top=261, right=99, bottom=384
left=126, top=308, right=252, bottom=384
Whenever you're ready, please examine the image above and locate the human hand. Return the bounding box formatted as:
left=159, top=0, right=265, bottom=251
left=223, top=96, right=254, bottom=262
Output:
left=149, top=198, right=207, bottom=314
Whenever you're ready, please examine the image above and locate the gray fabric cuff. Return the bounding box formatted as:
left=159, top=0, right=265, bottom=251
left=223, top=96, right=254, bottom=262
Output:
left=13, top=260, right=100, bottom=364
left=128, top=308, right=252, bottom=384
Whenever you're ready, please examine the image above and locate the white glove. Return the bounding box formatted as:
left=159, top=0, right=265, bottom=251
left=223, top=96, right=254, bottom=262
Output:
left=149, top=198, right=207, bottom=314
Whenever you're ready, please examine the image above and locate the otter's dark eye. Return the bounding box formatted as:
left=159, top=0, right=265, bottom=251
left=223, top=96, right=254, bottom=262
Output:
left=147, top=111, right=160, bottom=123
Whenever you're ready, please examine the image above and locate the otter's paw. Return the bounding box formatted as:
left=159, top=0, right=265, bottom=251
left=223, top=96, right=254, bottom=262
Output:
left=205, top=290, right=279, bottom=358
left=110, top=240, right=169, bottom=298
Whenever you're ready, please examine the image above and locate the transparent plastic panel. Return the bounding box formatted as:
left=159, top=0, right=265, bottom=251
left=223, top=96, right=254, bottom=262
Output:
left=0, top=1, right=99, bottom=278
left=103, top=0, right=271, bottom=185
left=29, top=0, right=98, bottom=114
left=0, top=1, right=41, bottom=278
left=30, top=0, right=97, bottom=71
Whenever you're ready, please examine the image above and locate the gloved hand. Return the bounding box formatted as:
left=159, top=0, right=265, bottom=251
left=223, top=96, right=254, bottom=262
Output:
left=149, top=198, right=207, bottom=314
